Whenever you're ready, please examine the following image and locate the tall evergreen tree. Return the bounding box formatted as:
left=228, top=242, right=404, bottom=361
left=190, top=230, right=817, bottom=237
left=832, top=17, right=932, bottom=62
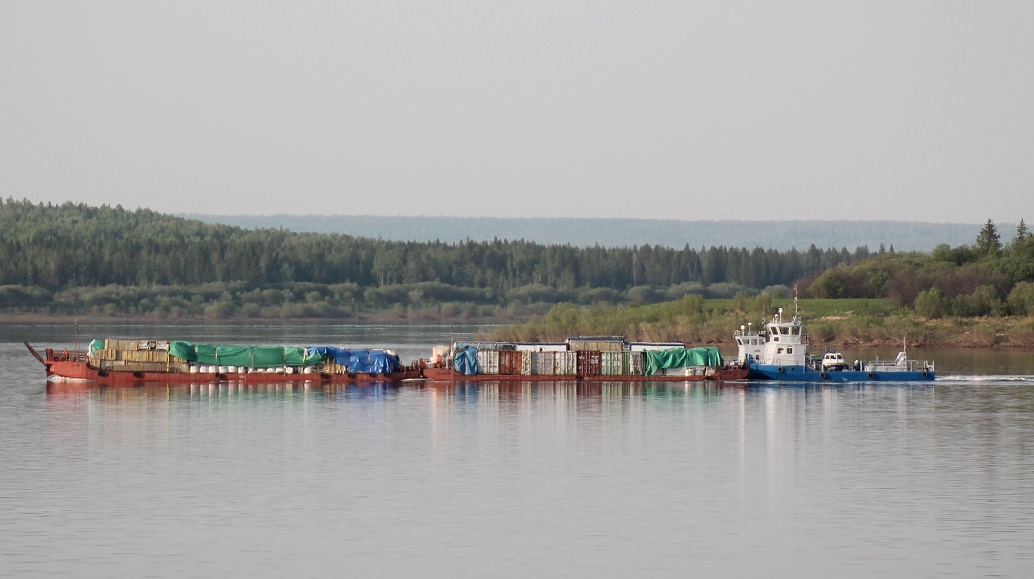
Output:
left=1016, top=219, right=1030, bottom=242
left=976, top=219, right=1002, bottom=256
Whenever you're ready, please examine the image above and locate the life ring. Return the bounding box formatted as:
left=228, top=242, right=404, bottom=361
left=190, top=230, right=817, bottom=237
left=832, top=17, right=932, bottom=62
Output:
left=819, top=372, right=827, bottom=379
left=777, top=366, right=785, bottom=373
left=320, top=373, right=331, bottom=380
left=867, top=372, right=876, bottom=379
left=922, top=371, right=929, bottom=378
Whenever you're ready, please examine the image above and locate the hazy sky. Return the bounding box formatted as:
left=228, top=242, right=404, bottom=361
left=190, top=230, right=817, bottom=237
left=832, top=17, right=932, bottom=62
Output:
left=2, top=1, right=1032, bottom=222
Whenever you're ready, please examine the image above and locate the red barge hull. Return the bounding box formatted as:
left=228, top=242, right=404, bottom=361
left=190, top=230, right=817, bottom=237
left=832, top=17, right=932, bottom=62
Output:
left=27, top=343, right=422, bottom=384
left=421, top=366, right=749, bottom=382
left=44, top=360, right=422, bottom=384
left=27, top=343, right=746, bottom=385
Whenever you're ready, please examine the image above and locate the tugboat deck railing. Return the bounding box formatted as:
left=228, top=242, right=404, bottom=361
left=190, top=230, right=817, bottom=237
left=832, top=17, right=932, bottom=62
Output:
left=864, top=359, right=935, bottom=372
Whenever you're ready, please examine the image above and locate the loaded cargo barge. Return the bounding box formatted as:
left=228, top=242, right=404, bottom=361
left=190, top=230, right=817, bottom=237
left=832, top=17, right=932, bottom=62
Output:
left=25, top=339, right=423, bottom=384
left=423, top=337, right=748, bottom=382
left=27, top=335, right=747, bottom=384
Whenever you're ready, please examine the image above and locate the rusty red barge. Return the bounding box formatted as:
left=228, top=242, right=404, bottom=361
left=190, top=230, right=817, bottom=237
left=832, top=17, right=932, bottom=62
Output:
left=422, top=337, right=748, bottom=382
left=25, top=339, right=423, bottom=384
left=26, top=335, right=747, bottom=384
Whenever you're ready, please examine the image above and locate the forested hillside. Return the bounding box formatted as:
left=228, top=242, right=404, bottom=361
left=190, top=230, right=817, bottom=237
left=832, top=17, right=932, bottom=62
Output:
left=2, top=200, right=1030, bottom=323
left=805, top=219, right=1034, bottom=317
left=2, top=199, right=861, bottom=318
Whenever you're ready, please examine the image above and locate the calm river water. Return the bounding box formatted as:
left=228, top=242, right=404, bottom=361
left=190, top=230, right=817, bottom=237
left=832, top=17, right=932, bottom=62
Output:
left=2, top=322, right=1033, bottom=578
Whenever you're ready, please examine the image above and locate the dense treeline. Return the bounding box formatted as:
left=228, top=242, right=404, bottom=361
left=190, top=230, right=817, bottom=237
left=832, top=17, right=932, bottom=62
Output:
left=0, top=199, right=869, bottom=317
left=4, top=199, right=1030, bottom=322
left=804, top=219, right=1034, bottom=316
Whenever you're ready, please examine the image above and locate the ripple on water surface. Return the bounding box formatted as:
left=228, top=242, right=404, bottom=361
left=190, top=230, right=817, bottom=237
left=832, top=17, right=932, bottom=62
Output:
left=2, top=332, right=1034, bottom=577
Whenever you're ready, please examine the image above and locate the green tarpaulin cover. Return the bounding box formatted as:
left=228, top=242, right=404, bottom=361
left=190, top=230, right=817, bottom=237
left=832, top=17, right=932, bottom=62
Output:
left=168, top=341, right=326, bottom=368
left=644, top=347, right=723, bottom=376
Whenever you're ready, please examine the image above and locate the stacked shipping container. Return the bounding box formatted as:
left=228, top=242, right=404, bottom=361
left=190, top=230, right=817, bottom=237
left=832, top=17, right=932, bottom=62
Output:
left=446, top=336, right=726, bottom=378
left=460, top=347, right=652, bottom=377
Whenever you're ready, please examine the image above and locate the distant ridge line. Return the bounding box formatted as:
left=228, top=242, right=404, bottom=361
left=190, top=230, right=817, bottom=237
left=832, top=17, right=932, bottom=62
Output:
left=184, top=214, right=987, bottom=252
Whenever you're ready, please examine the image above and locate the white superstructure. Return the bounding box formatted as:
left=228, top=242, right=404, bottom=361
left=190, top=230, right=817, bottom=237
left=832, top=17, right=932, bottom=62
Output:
left=734, top=307, right=809, bottom=367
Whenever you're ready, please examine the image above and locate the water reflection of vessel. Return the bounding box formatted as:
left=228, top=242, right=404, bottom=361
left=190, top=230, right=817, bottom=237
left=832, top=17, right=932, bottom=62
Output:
left=25, top=339, right=423, bottom=383
left=733, top=300, right=935, bottom=382
left=422, top=337, right=749, bottom=382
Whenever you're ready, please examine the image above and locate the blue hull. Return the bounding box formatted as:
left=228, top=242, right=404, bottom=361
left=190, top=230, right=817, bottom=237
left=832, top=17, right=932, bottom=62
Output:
left=749, top=364, right=934, bottom=382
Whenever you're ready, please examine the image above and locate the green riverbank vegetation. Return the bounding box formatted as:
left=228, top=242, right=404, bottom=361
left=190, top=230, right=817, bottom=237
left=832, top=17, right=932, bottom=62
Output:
left=491, top=295, right=1034, bottom=349
left=1, top=200, right=1032, bottom=347
left=495, top=219, right=1034, bottom=348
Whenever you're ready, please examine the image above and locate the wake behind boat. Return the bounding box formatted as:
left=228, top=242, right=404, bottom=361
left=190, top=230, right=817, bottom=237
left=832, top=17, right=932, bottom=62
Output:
left=733, top=300, right=935, bottom=382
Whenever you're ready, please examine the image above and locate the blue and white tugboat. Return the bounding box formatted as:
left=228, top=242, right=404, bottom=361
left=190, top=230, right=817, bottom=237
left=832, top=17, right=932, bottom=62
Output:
left=733, top=299, right=935, bottom=382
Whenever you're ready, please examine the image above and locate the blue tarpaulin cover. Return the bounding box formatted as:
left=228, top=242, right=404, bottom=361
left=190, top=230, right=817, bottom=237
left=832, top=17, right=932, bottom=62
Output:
left=453, top=346, right=479, bottom=375
left=305, top=347, right=401, bottom=374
